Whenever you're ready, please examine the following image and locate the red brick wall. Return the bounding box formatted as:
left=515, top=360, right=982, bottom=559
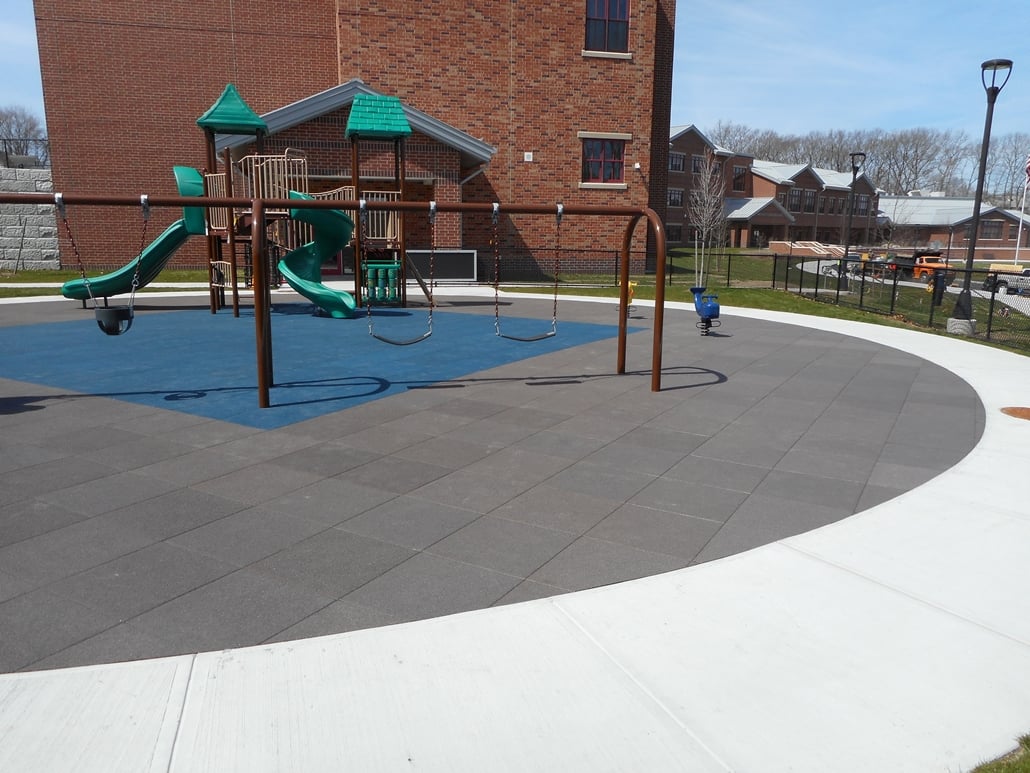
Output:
left=36, top=0, right=337, bottom=269
left=36, top=0, right=674, bottom=275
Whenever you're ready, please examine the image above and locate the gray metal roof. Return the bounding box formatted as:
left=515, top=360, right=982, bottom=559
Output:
left=669, top=124, right=738, bottom=157
left=877, top=196, right=1030, bottom=230
left=723, top=196, right=795, bottom=223
left=215, top=79, right=496, bottom=167
left=750, top=159, right=857, bottom=191
left=878, top=196, right=981, bottom=226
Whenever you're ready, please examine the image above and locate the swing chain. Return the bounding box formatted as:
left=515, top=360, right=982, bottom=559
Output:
left=492, top=203, right=501, bottom=336
left=427, top=200, right=436, bottom=315
left=56, top=192, right=98, bottom=306
left=552, top=203, right=562, bottom=332
left=128, top=195, right=151, bottom=306
left=359, top=199, right=376, bottom=336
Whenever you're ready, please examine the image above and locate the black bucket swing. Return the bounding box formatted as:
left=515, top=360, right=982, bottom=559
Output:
left=364, top=199, right=436, bottom=346
left=58, top=193, right=151, bottom=336
left=492, top=202, right=561, bottom=342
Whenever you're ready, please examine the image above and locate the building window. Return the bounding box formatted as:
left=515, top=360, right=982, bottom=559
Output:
left=777, top=192, right=786, bottom=206
left=787, top=188, right=801, bottom=212
left=981, top=220, right=1002, bottom=239
left=856, top=194, right=870, bottom=217
left=668, top=188, right=683, bottom=207
left=669, top=152, right=685, bottom=172
left=667, top=224, right=682, bottom=242
left=818, top=196, right=826, bottom=214
left=585, top=0, right=629, bottom=53
left=691, top=154, right=705, bottom=174
left=732, top=165, right=746, bottom=192
left=803, top=190, right=816, bottom=213
left=581, top=138, right=625, bottom=183
left=1009, top=222, right=1023, bottom=241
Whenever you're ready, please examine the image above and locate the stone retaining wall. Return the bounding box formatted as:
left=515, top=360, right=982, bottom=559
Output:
left=0, top=167, right=60, bottom=271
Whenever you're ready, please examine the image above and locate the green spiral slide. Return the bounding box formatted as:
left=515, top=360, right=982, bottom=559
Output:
left=276, top=191, right=358, bottom=319
left=61, top=166, right=207, bottom=301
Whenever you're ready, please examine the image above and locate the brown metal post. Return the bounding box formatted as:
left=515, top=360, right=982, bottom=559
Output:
left=647, top=208, right=667, bottom=392
left=252, top=199, right=271, bottom=408
left=617, top=208, right=665, bottom=391
left=617, top=215, right=638, bottom=375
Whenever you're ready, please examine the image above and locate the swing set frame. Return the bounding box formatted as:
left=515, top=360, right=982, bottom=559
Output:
left=0, top=190, right=670, bottom=408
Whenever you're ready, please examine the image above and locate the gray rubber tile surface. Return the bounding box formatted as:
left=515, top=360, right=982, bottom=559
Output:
left=0, top=293, right=984, bottom=671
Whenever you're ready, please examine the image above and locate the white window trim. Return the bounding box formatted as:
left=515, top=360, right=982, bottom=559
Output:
left=581, top=50, right=633, bottom=60
left=579, top=133, right=630, bottom=188
left=577, top=131, right=633, bottom=141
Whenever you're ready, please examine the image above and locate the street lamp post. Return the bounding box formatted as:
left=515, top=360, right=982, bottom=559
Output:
left=836, top=151, right=866, bottom=302
left=950, top=58, right=1013, bottom=334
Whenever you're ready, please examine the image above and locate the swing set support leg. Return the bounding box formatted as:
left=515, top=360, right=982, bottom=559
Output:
left=252, top=200, right=273, bottom=408
left=616, top=209, right=666, bottom=392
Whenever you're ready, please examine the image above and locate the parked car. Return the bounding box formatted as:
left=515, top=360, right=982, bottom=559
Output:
left=982, top=264, right=1030, bottom=294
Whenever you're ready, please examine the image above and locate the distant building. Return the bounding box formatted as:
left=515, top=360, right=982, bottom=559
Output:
left=667, top=125, right=878, bottom=249
left=879, top=195, right=1030, bottom=263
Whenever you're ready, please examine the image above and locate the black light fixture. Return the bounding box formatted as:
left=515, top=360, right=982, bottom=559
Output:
left=836, top=151, right=866, bottom=301
left=951, top=58, right=1013, bottom=331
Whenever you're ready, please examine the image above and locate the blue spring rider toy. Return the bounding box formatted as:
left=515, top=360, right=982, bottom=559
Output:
left=690, top=286, right=721, bottom=335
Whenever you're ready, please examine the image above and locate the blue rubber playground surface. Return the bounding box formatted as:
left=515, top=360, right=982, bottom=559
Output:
left=0, top=304, right=635, bottom=429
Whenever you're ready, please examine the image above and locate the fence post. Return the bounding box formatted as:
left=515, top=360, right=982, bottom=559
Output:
left=986, top=285, right=997, bottom=339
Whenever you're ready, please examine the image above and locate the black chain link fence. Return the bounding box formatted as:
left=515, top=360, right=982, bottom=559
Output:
left=769, top=253, right=1030, bottom=353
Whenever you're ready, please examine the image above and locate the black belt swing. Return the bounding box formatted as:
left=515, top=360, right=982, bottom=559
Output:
left=492, top=202, right=562, bottom=342
left=57, top=193, right=150, bottom=336
left=362, top=199, right=436, bottom=347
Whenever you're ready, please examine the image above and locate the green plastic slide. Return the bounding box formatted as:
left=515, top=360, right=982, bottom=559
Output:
left=61, top=166, right=207, bottom=301
left=277, top=192, right=357, bottom=319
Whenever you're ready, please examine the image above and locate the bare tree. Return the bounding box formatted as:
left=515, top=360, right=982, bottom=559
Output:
left=0, top=106, right=49, bottom=166
left=706, top=121, right=759, bottom=152
left=703, top=122, right=985, bottom=197
left=686, top=149, right=727, bottom=286
left=985, top=131, right=1030, bottom=207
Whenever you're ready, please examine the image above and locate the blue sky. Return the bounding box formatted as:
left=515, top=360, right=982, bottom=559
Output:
left=4, top=1, right=1030, bottom=140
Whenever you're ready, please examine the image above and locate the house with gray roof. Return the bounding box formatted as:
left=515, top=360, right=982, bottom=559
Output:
left=879, top=194, right=1030, bottom=263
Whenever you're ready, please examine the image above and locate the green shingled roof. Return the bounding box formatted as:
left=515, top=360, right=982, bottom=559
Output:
left=196, top=84, right=269, bottom=135
left=344, top=93, right=411, bottom=139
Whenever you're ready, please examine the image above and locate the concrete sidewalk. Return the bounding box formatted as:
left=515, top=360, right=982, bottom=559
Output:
left=0, top=290, right=1027, bottom=772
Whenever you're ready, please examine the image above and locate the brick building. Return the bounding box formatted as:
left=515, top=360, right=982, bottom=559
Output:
left=666, top=125, right=878, bottom=250
left=34, top=0, right=675, bottom=274
left=879, top=195, right=1030, bottom=263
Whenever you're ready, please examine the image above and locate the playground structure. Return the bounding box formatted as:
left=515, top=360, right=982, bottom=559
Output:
left=197, top=87, right=411, bottom=320
left=15, top=84, right=673, bottom=402
left=2, top=186, right=670, bottom=405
